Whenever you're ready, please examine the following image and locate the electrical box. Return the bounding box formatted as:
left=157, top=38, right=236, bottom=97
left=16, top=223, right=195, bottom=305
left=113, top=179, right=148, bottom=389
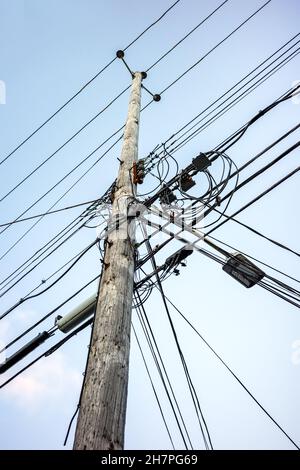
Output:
left=222, top=253, right=265, bottom=288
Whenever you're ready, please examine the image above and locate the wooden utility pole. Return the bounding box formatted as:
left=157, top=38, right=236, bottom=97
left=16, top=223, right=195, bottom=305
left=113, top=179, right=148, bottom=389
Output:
left=73, top=72, right=143, bottom=450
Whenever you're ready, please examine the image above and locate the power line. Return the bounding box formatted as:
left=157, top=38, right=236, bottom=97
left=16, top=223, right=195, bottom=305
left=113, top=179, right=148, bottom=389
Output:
left=207, top=234, right=300, bottom=286
left=206, top=162, right=300, bottom=236
left=0, top=211, right=98, bottom=298
left=0, top=275, right=100, bottom=354
left=159, top=0, right=272, bottom=95
left=204, top=121, right=300, bottom=197
left=0, top=238, right=99, bottom=320
left=0, top=198, right=101, bottom=227
left=143, top=35, right=300, bottom=168
left=171, top=48, right=300, bottom=154
left=3, top=15, right=295, bottom=271
left=0, top=185, right=109, bottom=295
left=0, top=214, right=89, bottom=294
left=208, top=206, right=300, bottom=259
left=0, top=0, right=181, bottom=168
left=0, top=317, right=93, bottom=390
left=146, top=0, right=230, bottom=72
left=139, top=211, right=300, bottom=294
left=0, top=138, right=120, bottom=270
left=0, top=133, right=122, bottom=240
left=166, top=32, right=299, bottom=146
left=0, top=0, right=229, bottom=208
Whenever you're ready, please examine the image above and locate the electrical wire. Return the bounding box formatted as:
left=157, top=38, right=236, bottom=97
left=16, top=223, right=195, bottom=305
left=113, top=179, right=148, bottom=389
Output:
left=0, top=275, right=100, bottom=355
left=0, top=317, right=93, bottom=390
left=203, top=121, right=300, bottom=197
left=141, top=231, right=213, bottom=449
left=0, top=134, right=122, bottom=241
left=144, top=35, right=300, bottom=167
left=0, top=88, right=129, bottom=206
left=146, top=0, right=230, bottom=72
left=206, top=205, right=300, bottom=259
left=132, top=323, right=176, bottom=449
left=0, top=217, right=90, bottom=296
left=0, top=0, right=272, bottom=234
left=0, top=2, right=285, bottom=274
left=139, top=212, right=300, bottom=298
left=134, top=292, right=192, bottom=448
left=0, top=237, right=99, bottom=321
left=158, top=290, right=300, bottom=450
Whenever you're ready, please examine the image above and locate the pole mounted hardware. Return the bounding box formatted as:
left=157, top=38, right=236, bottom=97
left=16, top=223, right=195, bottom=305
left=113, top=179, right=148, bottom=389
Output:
left=116, top=50, right=161, bottom=102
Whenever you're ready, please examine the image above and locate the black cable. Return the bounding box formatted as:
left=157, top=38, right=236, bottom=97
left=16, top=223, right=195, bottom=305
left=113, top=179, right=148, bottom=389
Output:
left=207, top=234, right=300, bottom=286
left=212, top=84, right=300, bottom=155
left=0, top=198, right=101, bottom=227
left=148, top=39, right=300, bottom=165
left=0, top=3, right=285, bottom=261
left=0, top=133, right=122, bottom=239
left=0, top=275, right=100, bottom=354
left=139, top=212, right=300, bottom=291
left=0, top=0, right=271, bottom=215
left=0, top=152, right=115, bottom=266
left=208, top=206, right=300, bottom=259
left=142, top=234, right=213, bottom=449
left=138, top=230, right=300, bottom=315
left=171, top=48, right=300, bottom=154
left=0, top=0, right=181, bottom=167
left=0, top=212, right=87, bottom=290
left=189, top=236, right=300, bottom=311
left=64, top=274, right=103, bottom=446
left=134, top=291, right=192, bottom=449
left=203, top=121, right=300, bottom=197
left=258, top=281, right=300, bottom=309
left=132, top=323, right=175, bottom=450
left=0, top=183, right=110, bottom=294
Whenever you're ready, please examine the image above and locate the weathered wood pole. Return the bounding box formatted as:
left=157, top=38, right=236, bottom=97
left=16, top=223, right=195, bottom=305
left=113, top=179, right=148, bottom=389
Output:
left=73, top=72, right=143, bottom=450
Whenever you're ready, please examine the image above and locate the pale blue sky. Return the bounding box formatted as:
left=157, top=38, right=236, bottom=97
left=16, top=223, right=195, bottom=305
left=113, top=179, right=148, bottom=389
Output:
left=0, top=0, right=299, bottom=450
